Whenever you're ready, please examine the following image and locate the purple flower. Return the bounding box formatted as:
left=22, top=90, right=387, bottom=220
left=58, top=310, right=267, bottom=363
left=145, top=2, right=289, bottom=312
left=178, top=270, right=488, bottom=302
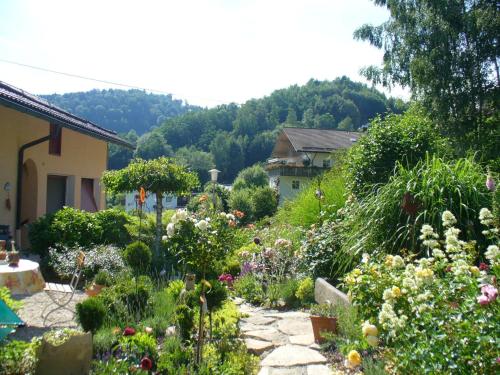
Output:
left=240, top=262, right=253, bottom=276
left=486, top=175, right=496, bottom=192
left=477, top=294, right=490, bottom=305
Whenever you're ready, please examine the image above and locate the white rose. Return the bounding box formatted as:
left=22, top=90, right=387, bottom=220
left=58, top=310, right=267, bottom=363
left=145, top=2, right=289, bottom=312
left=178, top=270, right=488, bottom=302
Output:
left=195, top=220, right=209, bottom=231
left=167, top=223, right=175, bottom=237
left=176, top=209, right=188, bottom=221
left=162, top=235, right=168, bottom=241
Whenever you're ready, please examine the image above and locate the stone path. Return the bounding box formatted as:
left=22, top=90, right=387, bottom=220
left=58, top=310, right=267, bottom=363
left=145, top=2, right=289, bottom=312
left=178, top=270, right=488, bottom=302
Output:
left=11, top=290, right=87, bottom=341
left=237, top=300, right=331, bottom=375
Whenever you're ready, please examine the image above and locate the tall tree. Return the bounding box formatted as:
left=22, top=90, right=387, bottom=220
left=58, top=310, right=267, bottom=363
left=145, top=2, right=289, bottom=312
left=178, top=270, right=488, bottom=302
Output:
left=354, top=0, right=499, bottom=155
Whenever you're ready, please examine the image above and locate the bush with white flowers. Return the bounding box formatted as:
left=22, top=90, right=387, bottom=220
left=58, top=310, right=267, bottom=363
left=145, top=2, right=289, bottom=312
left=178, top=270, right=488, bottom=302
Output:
left=344, top=208, right=499, bottom=373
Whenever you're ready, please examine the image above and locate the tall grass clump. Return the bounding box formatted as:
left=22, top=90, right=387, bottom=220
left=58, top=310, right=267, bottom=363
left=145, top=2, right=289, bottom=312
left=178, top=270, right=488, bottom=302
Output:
left=329, top=155, right=492, bottom=279
left=275, top=169, right=347, bottom=228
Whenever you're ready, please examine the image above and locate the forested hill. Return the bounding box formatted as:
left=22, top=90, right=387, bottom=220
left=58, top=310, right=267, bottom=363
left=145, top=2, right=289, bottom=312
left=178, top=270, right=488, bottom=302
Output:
left=117, top=77, right=406, bottom=183
left=41, top=89, right=199, bottom=135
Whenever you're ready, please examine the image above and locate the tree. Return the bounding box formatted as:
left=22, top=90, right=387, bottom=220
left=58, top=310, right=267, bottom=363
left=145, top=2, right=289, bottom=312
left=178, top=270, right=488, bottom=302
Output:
left=134, top=132, right=173, bottom=160
left=337, top=116, right=354, bottom=131
left=354, top=0, right=499, bottom=154
left=175, top=146, right=215, bottom=184
left=102, top=158, right=199, bottom=256
left=232, top=164, right=269, bottom=190
left=108, top=130, right=138, bottom=170
left=209, top=134, right=244, bottom=182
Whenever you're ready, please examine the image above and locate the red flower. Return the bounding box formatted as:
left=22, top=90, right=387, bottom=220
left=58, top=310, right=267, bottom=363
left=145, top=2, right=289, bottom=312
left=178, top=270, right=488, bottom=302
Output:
left=233, top=210, right=245, bottom=219
left=140, top=357, right=153, bottom=370
left=123, top=327, right=136, bottom=336
left=479, top=262, right=489, bottom=271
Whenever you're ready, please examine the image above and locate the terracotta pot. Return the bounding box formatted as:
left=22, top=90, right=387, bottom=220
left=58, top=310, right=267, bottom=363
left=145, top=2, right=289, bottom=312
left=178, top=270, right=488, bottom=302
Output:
left=0, top=240, right=6, bottom=250
left=85, top=283, right=104, bottom=297
left=7, top=252, right=20, bottom=267
left=0, top=251, right=6, bottom=261
left=310, top=315, right=337, bottom=343
left=185, top=273, right=196, bottom=291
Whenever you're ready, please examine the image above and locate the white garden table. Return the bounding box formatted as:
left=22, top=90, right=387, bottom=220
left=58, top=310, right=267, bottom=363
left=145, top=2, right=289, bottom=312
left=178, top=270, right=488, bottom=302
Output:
left=0, top=259, right=46, bottom=295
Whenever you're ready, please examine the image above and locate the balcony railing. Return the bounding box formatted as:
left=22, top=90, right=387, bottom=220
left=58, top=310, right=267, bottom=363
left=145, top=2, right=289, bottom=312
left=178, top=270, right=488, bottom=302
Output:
left=267, top=165, right=326, bottom=177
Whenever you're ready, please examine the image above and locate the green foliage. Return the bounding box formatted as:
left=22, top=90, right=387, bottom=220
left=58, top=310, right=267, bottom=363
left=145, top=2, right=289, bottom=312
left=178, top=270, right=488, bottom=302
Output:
left=94, top=270, right=113, bottom=286
left=134, top=131, right=173, bottom=160
left=175, top=304, right=194, bottom=342
left=355, top=1, right=499, bottom=156
left=118, top=332, right=157, bottom=358
left=229, top=189, right=254, bottom=224
left=0, top=339, right=40, bottom=375
left=175, top=146, right=215, bottom=184
left=76, top=297, right=106, bottom=333
left=275, top=168, right=347, bottom=227
left=279, top=279, right=300, bottom=308
left=29, top=207, right=131, bottom=256
left=123, top=241, right=152, bottom=274
left=164, top=279, right=185, bottom=301
left=251, top=187, right=278, bottom=220
left=157, top=336, right=192, bottom=373
left=233, top=275, right=264, bottom=305
left=0, top=287, right=22, bottom=312
left=92, top=327, right=118, bottom=355
left=310, top=303, right=338, bottom=318
left=347, top=108, right=447, bottom=196
left=232, top=165, right=268, bottom=191
left=295, top=277, right=315, bottom=305
left=142, top=289, right=177, bottom=337
left=196, top=280, right=228, bottom=312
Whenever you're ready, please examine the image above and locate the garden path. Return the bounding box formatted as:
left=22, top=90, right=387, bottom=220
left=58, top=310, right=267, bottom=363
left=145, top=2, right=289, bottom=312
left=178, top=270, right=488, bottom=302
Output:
left=11, top=291, right=87, bottom=341
left=237, top=300, right=331, bottom=375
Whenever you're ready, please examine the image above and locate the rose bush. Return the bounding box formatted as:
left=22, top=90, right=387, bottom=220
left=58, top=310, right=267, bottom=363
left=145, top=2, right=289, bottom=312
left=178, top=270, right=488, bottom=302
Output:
left=344, top=209, right=499, bottom=373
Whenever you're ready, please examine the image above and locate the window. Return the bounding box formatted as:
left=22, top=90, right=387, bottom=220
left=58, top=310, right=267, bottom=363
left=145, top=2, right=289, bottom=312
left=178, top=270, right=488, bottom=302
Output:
left=292, top=180, right=300, bottom=190
left=49, top=124, right=62, bottom=155
left=322, top=159, right=331, bottom=168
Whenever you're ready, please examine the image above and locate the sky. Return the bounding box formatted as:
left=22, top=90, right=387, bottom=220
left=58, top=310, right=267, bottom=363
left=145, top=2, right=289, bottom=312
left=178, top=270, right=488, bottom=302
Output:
left=0, top=0, right=407, bottom=107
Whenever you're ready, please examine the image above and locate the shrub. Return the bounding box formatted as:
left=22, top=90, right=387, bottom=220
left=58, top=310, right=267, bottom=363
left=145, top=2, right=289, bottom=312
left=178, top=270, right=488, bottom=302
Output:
left=94, top=208, right=131, bottom=246
left=164, top=280, right=185, bottom=301
left=232, top=164, right=268, bottom=191
left=196, top=280, right=228, bottom=312
left=175, top=304, right=194, bottom=342
left=0, top=286, right=23, bottom=311
left=93, top=327, right=118, bottom=355
left=157, top=336, right=192, bottom=373
left=251, top=187, right=278, bottom=220
left=233, top=274, right=264, bottom=305
left=142, top=289, right=176, bottom=337
left=76, top=297, right=106, bottom=332
left=118, top=332, right=157, bottom=358
left=123, top=241, right=152, bottom=274
left=344, top=210, right=499, bottom=373
left=347, top=107, right=447, bottom=196
left=229, top=189, right=254, bottom=224
left=48, top=244, right=125, bottom=281
left=295, top=277, right=315, bottom=305
left=279, top=279, right=300, bottom=308
left=94, top=270, right=113, bottom=286
left=0, top=339, right=40, bottom=375
left=324, top=155, right=492, bottom=279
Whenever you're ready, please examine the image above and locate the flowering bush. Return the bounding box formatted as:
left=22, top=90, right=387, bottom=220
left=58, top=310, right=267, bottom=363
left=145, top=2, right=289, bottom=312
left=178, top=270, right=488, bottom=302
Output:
left=345, top=209, right=499, bottom=373
left=48, top=244, right=125, bottom=281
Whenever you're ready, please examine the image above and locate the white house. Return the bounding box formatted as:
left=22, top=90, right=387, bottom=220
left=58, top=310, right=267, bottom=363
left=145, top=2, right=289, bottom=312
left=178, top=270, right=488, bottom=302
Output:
left=266, top=127, right=361, bottom=204
left=125, top=192, right=178, bottom=213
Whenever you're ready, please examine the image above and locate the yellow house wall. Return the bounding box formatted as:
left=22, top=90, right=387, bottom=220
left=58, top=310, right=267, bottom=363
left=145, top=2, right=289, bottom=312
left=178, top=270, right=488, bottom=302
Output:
left=0, top=105, right=108, bottom=243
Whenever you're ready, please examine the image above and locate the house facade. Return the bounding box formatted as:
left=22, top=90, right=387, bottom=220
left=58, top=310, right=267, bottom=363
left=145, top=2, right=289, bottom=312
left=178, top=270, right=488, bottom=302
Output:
left=266, top=127, right=361, bottom=204
left=0, top=81, right=132, bottom=248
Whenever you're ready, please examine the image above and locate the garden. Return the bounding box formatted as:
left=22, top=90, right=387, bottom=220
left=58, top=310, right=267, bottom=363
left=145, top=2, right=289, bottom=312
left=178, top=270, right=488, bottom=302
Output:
left=1, top=107, right=499, bottom=374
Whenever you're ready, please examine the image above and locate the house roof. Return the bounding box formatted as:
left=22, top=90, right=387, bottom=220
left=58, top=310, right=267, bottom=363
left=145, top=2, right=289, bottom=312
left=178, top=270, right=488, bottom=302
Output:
left=0, top=81, right=134, bottom=148
left=281, top=127, right=361, bottom=153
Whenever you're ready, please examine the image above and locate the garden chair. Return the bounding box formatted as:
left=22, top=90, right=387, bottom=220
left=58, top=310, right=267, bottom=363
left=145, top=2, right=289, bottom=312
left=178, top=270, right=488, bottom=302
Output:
left=42, top=251, right=85, bottom=326
left=0, top=299, right=24, bottom=340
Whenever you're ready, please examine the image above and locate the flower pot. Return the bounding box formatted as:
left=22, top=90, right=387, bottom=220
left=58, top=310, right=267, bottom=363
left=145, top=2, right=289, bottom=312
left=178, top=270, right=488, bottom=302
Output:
left=85, top=283, right=104, bottom=297
left=185, top=273, right=196, bottom=291
left=310, top=315, right=337, bottom=344
left=35, top=332, right=92, bottom=375
left=0, top=250, right=6, bottom=260
left=7, top=252, right=20, bottom=267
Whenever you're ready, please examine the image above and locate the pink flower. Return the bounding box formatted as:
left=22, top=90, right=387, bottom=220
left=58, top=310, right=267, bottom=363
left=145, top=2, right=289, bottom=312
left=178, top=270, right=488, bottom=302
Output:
left=486, top=175, right=496, bottom=192
left=479, top=262, right=489, bottom=271
left=481, top=284, right=498, bottom=301
left=477, top=294, right=490, bottom=305
left=218, top=273, right=234, bottom=283
left=123, top=327, right=136, bottom=336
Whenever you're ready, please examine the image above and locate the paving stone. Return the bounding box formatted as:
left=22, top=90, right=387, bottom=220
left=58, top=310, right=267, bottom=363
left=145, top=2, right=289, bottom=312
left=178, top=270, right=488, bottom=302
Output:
left=269, top=367, right=307, bottom=375
left=258, top=367, right=270, bottom=375
left=240, top=322, right=274, bottom=332
left=264, top=311, right=310, bottom=320
left=244, top=329, right=288, bottom=345
left=233, top=297, right=244, bottom=305
left=260, top=345, right=327, bottom=367
left=289, top=333, right=315, bottom=346
left=277, top=319, right=313, bottom=336
left=242, top=314, right=276, bottom=325
left=309, top=343, right=321, bottom=351
left=307, top=364, right=331, bottom=375
left=244, top=338, right=275, bottom=355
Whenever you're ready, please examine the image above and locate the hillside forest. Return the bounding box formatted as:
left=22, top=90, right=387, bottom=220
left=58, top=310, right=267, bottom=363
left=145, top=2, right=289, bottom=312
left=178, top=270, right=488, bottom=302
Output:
left=43, top=77, right=406, bottom=183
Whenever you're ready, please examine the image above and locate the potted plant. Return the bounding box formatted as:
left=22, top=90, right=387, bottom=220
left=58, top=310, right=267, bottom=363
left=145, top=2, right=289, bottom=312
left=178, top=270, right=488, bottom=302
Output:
left=310, top=303, right=338, bottom=343
left=0, top=240, right=7, bottom=264
left=35, top=328, right=92, bottom=375
left=85, top=270, right=111, bottom=297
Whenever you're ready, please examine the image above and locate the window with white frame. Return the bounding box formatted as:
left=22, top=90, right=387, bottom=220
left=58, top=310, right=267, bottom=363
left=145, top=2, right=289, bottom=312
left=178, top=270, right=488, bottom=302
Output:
left=292, top=180, right=300, bottom=190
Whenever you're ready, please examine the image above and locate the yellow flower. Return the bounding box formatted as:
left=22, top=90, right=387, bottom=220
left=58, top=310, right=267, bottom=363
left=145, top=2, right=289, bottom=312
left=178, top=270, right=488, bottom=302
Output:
left=416, top=268, right=434, bottom=278
left=345, top=275, right=356, bottom=285
left=352, top=268, right=362, bottom=277
left=385, top=255, right=394, bottom=267
left=347, top=350, right=362, bottom=367
left=362, top=321, right=378, bottom=337
left=391, top=286, right=401, bottom=298
left=366, top=335, right=379, bottom=347
left=469, top=266, right=480, bottom=276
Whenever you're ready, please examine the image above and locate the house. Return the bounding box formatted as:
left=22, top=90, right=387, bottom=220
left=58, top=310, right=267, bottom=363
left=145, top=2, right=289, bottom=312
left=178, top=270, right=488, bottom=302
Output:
left=125, top=192, right=178, bottom=213
left=0, top=81, right=133, bottom=248
left=266, top=127, right=361, bottom=204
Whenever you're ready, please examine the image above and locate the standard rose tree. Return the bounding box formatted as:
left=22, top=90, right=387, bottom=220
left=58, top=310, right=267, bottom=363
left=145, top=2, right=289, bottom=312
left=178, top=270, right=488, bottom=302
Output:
left=102, top=157, right=199, bottom=257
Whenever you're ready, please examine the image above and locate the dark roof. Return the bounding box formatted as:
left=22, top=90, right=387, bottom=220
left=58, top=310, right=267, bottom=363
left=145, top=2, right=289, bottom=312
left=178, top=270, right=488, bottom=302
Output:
left=282, top=127, right=361, bottom=152
left=0, top=81, right=134, bottom=148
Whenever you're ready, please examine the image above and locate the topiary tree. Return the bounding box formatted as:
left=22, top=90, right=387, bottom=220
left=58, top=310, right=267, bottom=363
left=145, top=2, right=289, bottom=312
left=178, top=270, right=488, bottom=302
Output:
left=123, top=241, right=152, bottom=274
left=102, top=157, right=198, bottom=256
left=76, top=297, right=106, bottom=333
left=232, top=164, right=269, bottom=191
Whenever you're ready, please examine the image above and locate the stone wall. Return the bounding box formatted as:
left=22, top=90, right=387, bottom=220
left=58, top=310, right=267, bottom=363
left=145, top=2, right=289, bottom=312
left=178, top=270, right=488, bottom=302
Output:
left=314, top=278, right=350, bottom=306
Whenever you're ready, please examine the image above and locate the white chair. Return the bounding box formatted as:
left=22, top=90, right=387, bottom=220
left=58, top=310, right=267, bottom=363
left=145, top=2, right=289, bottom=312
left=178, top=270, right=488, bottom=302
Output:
left=42, top=251, right=85, bottom=325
